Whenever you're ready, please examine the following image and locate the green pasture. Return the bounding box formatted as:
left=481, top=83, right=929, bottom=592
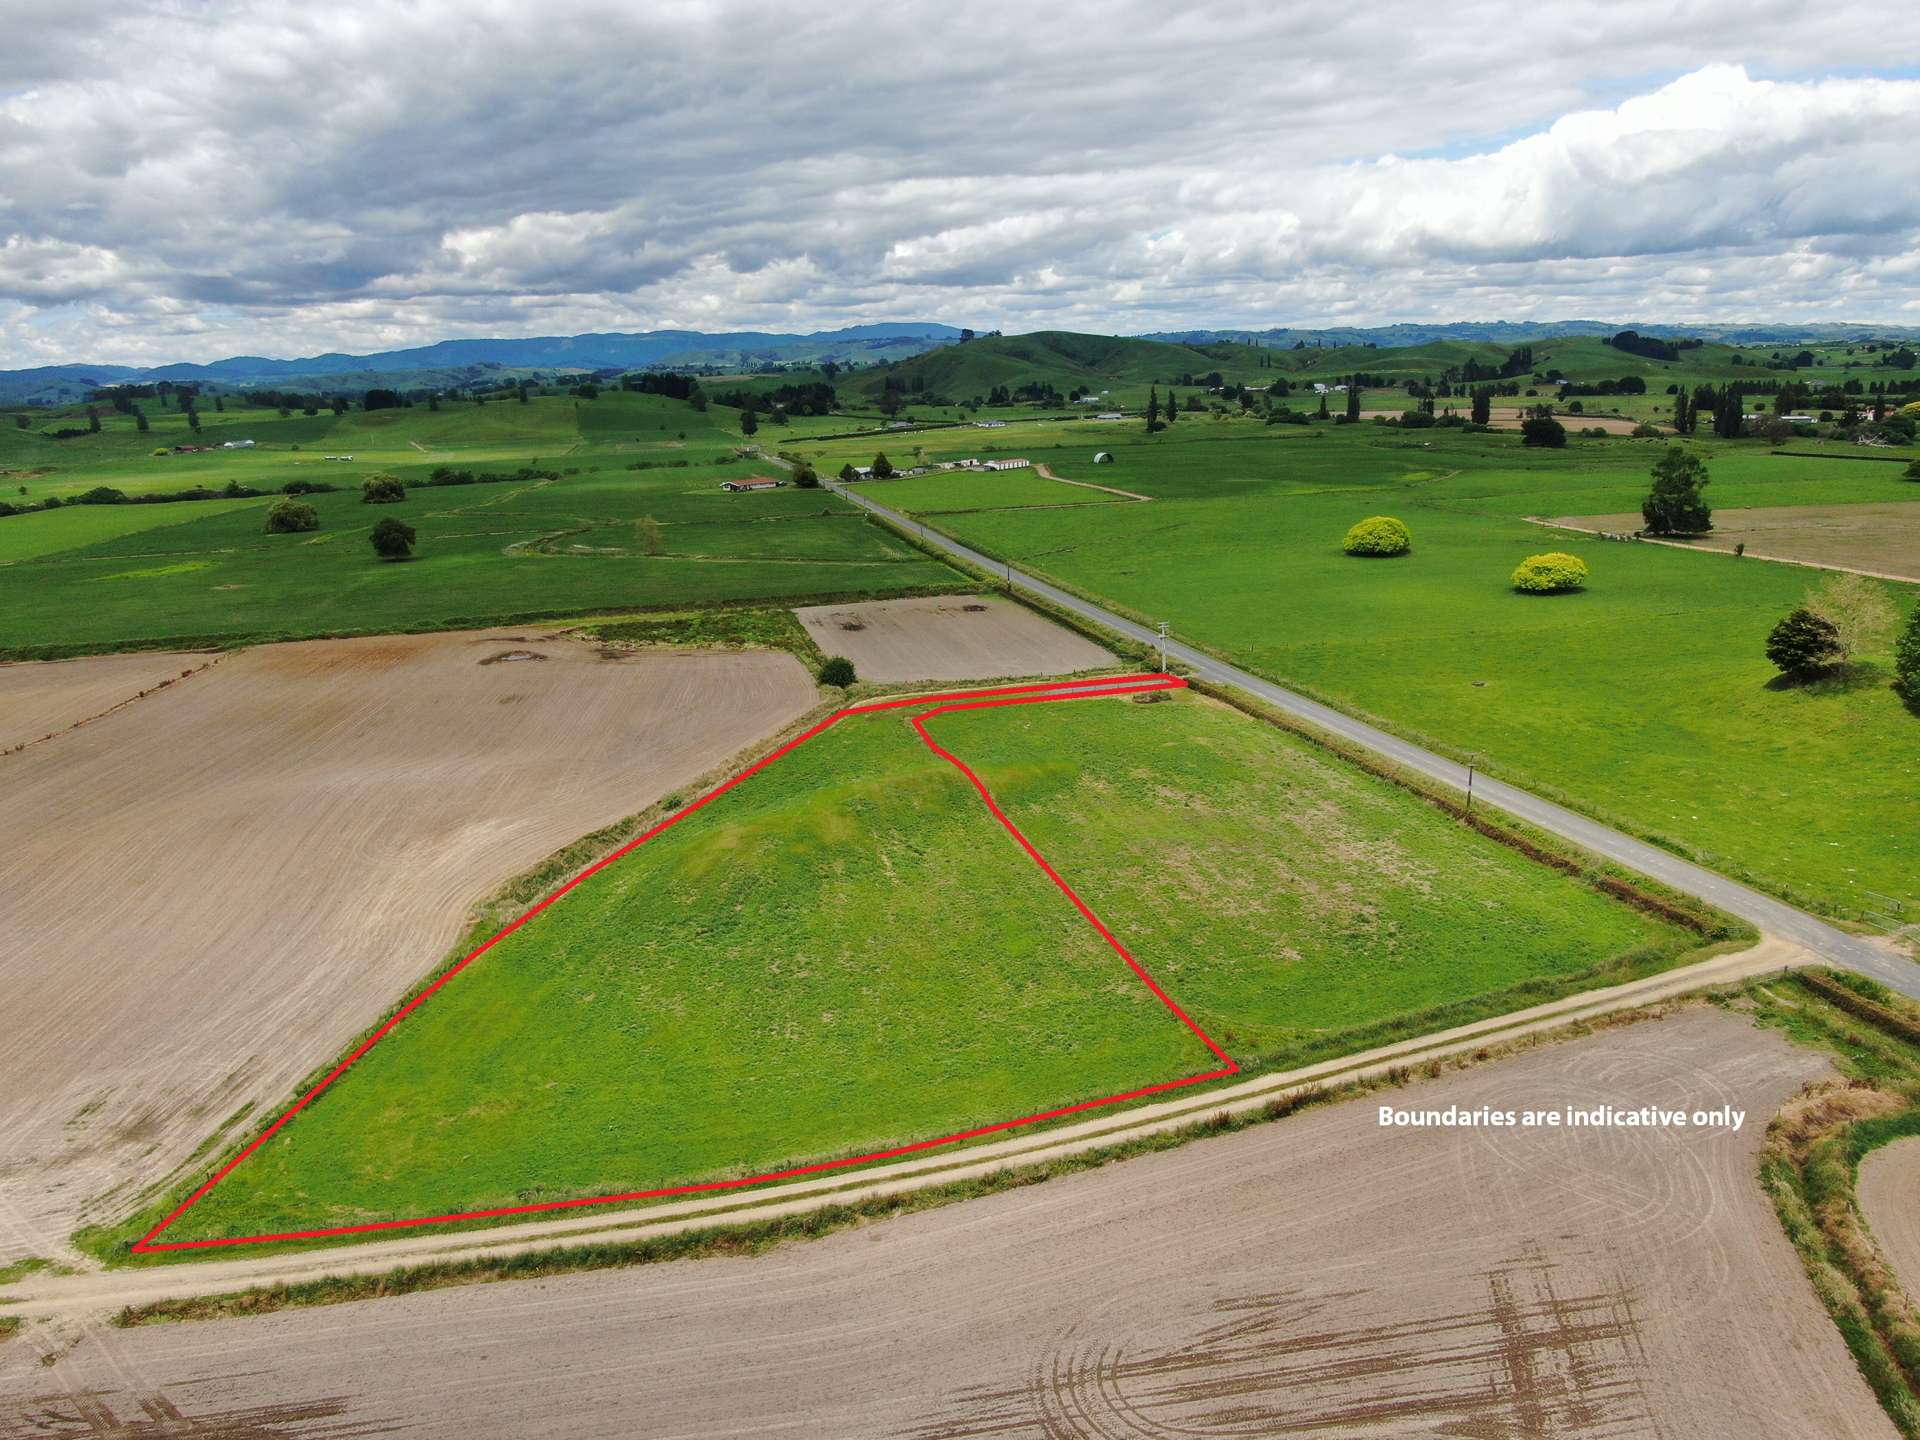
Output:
left=124, top=689, right=1692, bottom=1253
left=834, top=423, right=1920, bottom=917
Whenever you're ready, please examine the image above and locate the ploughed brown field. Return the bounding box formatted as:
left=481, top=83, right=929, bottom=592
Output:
left=0, top=1008, right=1891, bottom=1438
left=0, top=649, right=210, bottom=753
left=1548, top=501, right=1920, bottom=581
left=1860, top=1137, right=1920, bottom=1308
left=0, top=629, right=814, bottom=1264
left=794, top=593, right=1113, bottom=681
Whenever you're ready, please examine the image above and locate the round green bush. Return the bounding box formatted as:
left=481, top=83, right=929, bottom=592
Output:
left=369, top=516, right=417, bottom=559
left=817, top=655, right=857, bottom=688
left=1767, top=607, right=1845, bottom=679
left=1342, top=515, right=1412, bottom=556
left=263, top=499, right=320, bottom=534
left=1511, top=551, right=1589, bottom=593
left=361, top=473, right=408, bottom=504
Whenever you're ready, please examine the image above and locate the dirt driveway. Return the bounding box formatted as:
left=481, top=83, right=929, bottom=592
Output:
left=1, top=1007, right=1890, bottom=1438
left=0, top=630, right=813, bottom=1265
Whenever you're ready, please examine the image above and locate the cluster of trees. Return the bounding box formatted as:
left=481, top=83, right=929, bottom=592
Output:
left=622, top=372, right=709, bottom=410
left=1558, top=375, right=1648, bottom=397
left=1457, top=346, right=1537, bottom=384
left=0, top=475, right=345, bottom=519
left=1604, top=331, right=1702, bottom=363
left=721, top=380, right=837, bottom=416
left=423, top=465, right=558, bottom=487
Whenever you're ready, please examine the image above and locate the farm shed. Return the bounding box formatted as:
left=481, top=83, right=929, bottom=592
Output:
left=720, top=476, right=785, bottom=492
left=1093, top=451, right=1114, bottom=464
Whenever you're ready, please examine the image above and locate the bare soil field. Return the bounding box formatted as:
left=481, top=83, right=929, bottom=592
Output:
left=1359, top=406, right=1653, bottom=435
left=0, top=630, right=813, bottom=1266
left=1860, top=1137, right=1920, bottom=1308
left=794, top=593, right=1112, bottom=681
left=1, top=1008, right=1890, bottom=1438
left=1548, top=502, right=1920, bottom=581
left=0, top=651, right=210, bottom=754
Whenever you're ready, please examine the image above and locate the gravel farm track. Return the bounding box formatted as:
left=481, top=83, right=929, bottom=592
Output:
left=0, top=1007, right=1892, bottom=1439
left=0, top=630, right=814, bottom=1269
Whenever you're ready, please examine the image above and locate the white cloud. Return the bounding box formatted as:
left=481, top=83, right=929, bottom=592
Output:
left=1, top=2, right=1917, bottom=365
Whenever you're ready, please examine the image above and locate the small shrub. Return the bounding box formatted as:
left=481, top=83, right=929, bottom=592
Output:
left=263, top=499, right=320, bottom=534
left=1511, top=552, right=1588, bottom=593
left=1903, top=459, right=1920, bottom=482
left=792, top=462, right=820, bottom=489
left=1767, top=607, right=1845, bottom=679
left=360, top=473, right=407, bottom=504
left=1631, top=422, right=1663, bottom=438
left=817, top=656, right=857, bottom=687
left=369, top=516, right=416, bottom=559
left=1342, top=515, right=1412, bottom=557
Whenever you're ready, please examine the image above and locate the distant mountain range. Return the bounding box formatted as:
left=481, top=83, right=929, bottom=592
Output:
left=7, top=318, right=1920, bottom=406
left=0, top=324, right=966, bottom=405
left=1144, top=321, right=1920, bottom=348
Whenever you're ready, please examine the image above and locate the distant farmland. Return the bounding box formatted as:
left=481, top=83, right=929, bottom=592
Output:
left=807, top=417, right=1920, bottom=920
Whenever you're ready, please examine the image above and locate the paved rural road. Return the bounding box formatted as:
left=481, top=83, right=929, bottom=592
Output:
left=828, top=479, right=1919, bottom=999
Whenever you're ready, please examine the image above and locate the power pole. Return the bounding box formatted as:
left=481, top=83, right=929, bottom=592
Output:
left=1157, top=620, right=1170, bottom=673
left=1465, top=755, right=1478, bottom=814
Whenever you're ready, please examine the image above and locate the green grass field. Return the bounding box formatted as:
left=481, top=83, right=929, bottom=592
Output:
left=811, top=421, right=1920, bottom=918
left=124, top=688, right=1695, bottom=1252
left=0, top=394, right=958, bottom=656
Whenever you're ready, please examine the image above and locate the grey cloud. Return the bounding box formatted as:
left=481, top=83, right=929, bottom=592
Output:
left=1, top=2, right=1917, bottom=364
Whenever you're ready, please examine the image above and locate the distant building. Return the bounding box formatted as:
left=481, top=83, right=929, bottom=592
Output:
left=982, top=458, right=1031, bottom=471
left=1095, top=411, right=1126, bottom=420
left=974, top=419, right=1009, bottom=428
left=720, top=476, right=784, bottom=492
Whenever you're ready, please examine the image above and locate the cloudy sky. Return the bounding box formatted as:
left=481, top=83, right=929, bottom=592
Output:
left=2, top=0, right=1917, bottom=366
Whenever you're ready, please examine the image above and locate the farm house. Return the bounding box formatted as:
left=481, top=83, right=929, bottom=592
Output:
left=720, top=476, right=784, bottom=492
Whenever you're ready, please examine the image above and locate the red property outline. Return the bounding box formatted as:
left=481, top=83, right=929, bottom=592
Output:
left=136, top=672, right=1237, bottom=1253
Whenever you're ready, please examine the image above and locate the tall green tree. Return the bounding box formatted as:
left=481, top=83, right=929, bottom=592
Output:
left=1715, top=387, right=1743, bottom=439
left=1641, top=447, right=1712, bottom=534
left=740, top=407, right=758, bottom=436
left=1163, top=388, right=1177, bottom=426
left=1145, top=386, right=1160, bottom=430
left=1894, top=606, right=1920, bottom=704
left=1470, top=388, right=1491, bottom=425
left=1346, top=386, right=1361, bottom=422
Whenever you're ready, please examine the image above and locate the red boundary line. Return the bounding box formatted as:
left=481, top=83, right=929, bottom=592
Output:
left=135, top=673, right=1236, bottom=1252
